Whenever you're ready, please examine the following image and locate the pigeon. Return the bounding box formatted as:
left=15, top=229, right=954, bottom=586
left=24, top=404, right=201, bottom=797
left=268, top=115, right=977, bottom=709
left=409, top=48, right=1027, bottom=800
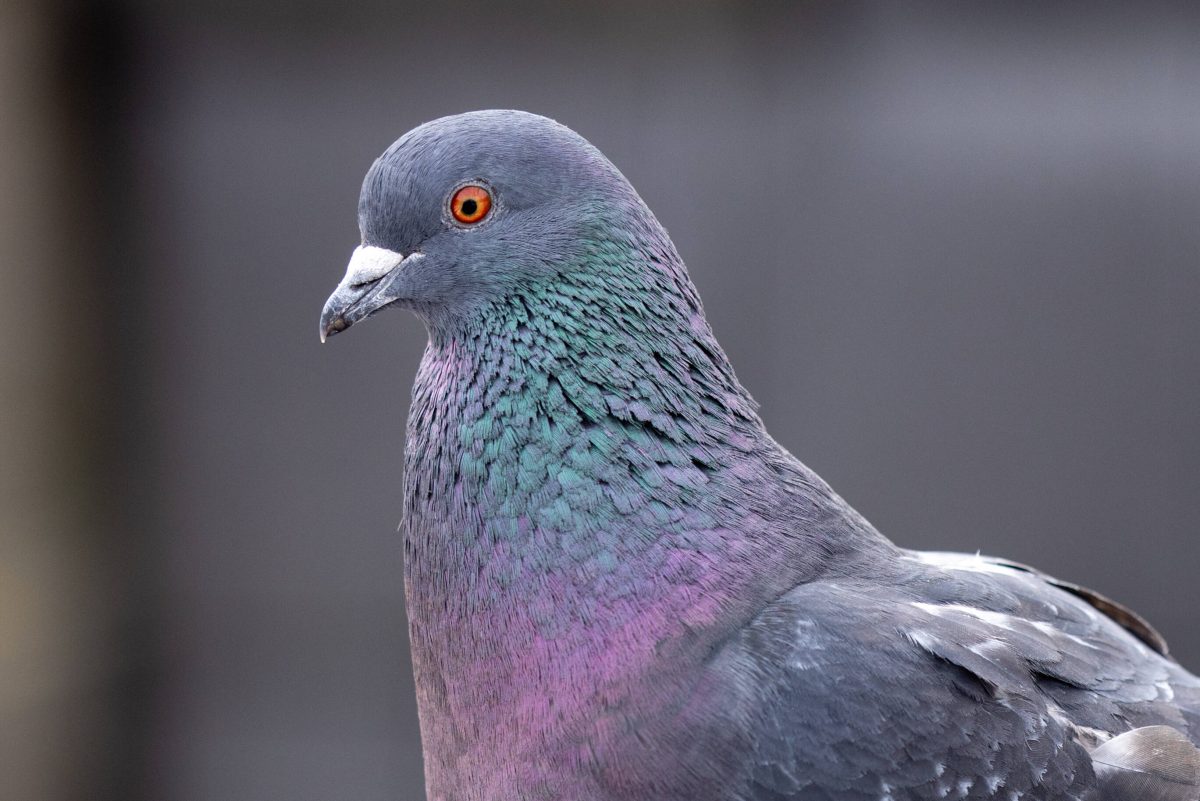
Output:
left=319, top=110, right=1200, bottom=801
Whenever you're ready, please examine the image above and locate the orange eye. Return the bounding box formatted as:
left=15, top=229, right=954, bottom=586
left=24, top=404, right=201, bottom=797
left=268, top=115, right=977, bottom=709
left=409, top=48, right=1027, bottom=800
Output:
left=450, top=184, right=492, bottom=224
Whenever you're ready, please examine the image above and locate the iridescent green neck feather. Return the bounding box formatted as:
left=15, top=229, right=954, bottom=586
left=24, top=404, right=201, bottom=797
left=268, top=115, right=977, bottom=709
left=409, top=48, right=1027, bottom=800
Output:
left=399, top=210, right=889, bottom=793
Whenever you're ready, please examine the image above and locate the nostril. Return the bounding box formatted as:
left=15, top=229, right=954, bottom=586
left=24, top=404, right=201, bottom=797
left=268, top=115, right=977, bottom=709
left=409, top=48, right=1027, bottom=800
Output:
left=342, top=245, right=409, bottom=287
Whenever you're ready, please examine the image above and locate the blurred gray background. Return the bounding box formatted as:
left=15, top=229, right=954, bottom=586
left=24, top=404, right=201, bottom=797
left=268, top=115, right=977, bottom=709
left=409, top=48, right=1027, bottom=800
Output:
left=3, top=1, right=1198, bottom=800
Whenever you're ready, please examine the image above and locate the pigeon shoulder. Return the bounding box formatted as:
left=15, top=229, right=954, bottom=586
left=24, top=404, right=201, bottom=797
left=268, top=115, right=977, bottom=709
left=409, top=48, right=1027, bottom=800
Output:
left=710, top=576, right=1094, bottom=800
left=704, top=553, right=1200, bottom=800
left=898, top=549, right=1200, bottom=735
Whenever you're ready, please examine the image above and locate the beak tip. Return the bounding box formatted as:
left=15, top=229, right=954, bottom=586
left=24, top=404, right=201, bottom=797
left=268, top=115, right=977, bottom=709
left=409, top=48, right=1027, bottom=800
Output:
left=318, top=315, right=347, bottom=344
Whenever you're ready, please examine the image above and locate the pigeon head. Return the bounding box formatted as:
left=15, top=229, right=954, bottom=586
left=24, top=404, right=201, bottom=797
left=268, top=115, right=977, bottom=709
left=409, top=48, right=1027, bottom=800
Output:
left=320, top=110, right=663, bottom=341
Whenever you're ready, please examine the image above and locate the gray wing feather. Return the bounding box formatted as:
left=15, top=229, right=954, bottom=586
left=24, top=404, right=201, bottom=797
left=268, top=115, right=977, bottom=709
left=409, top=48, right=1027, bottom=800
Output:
left=955, top=554, right=1170, bottom=657
left=707, top=551, right=1200, bottom=800
left=1090, top=725, right=1200, bottom=801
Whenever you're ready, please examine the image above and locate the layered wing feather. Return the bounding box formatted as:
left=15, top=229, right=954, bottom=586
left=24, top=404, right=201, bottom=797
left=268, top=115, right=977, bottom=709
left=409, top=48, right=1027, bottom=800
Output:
left=709, top=551, right=1200, bottom=800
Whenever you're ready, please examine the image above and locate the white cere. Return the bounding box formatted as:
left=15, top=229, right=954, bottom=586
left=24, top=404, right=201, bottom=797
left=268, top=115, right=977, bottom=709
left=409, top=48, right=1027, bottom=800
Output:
left=341, top=245, right=418, bottom=286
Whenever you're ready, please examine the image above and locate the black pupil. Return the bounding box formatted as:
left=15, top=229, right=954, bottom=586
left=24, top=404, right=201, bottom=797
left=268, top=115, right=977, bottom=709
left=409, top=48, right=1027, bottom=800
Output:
left=460, top=198, right=478, bottom=217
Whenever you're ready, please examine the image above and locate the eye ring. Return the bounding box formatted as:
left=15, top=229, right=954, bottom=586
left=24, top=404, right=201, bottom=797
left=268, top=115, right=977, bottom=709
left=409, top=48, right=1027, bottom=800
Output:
left=450, top=184, right=493, bottom=225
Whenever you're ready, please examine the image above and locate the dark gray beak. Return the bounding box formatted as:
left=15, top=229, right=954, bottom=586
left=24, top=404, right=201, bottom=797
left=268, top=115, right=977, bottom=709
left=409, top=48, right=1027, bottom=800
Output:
left=319, top=245, right=419, bottom=342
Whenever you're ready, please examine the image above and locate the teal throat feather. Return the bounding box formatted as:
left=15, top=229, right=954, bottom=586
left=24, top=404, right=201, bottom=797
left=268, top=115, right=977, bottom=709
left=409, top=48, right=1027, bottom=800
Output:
left=400, top=222, right=887, bottom=795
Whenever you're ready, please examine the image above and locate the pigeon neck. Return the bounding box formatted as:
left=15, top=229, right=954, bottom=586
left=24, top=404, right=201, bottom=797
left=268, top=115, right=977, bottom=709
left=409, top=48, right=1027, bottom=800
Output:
left=400, top=258, right=891, bottom=779
left=401, top=253, right=886, bottom=623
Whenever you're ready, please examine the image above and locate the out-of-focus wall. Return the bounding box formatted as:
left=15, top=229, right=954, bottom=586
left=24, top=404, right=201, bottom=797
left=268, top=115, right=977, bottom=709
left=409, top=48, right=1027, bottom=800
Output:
left=3, top=2, right=1199, bottom=800
left=0, top=4, right=122, bottom=800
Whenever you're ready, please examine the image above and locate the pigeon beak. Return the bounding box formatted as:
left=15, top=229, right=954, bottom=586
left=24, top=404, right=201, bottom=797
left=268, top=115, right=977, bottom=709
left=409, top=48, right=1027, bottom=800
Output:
left=319, top=245, right=421, bottom=342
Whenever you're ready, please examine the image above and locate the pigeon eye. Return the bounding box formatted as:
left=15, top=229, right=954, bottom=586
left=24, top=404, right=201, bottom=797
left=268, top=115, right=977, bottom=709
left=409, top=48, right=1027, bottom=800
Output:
left=450, top=184, right=492, bottom=225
